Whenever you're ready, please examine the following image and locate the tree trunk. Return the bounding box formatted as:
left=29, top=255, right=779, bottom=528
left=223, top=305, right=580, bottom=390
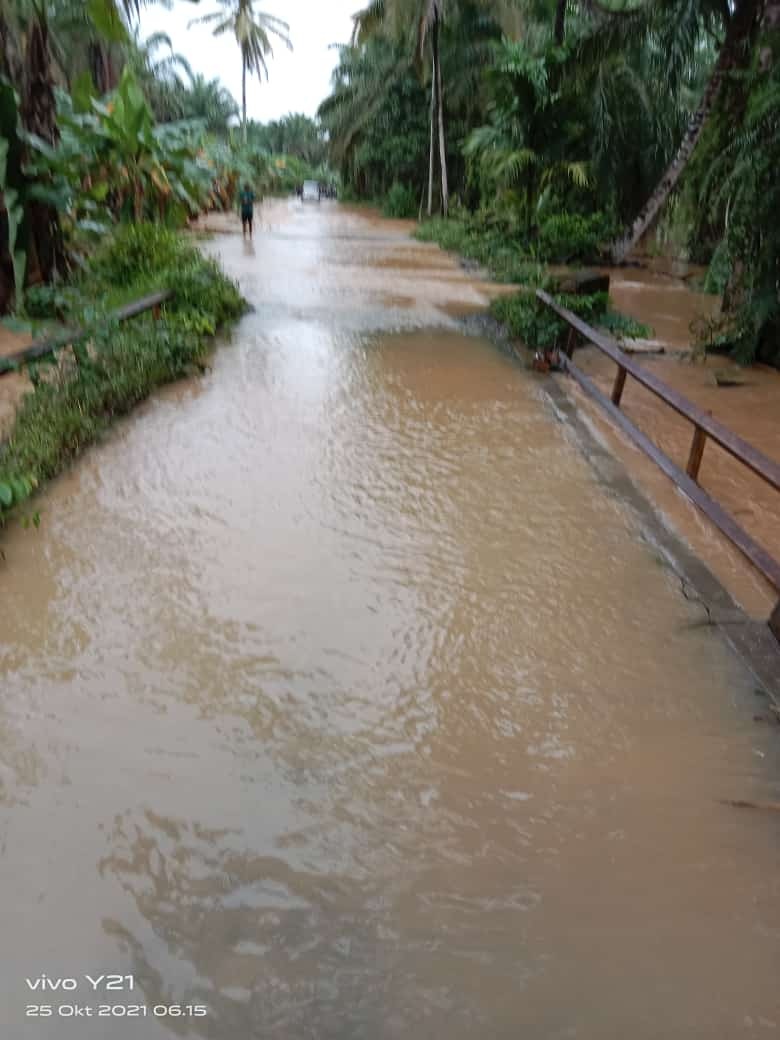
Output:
left=242, top=59, right=247, bottom=144
left=610, top=0, right=763, bottom=263
left=427, top=66, right=435, bottom=217
left=433, top=17, right=448, bottom=217
left=554, top=0, right=567, bottom=45
left=0, top=10, right=24, bottom=89
left=21, top=13, right=63, bottom=284
left=88, top=41, right=112, bottom=95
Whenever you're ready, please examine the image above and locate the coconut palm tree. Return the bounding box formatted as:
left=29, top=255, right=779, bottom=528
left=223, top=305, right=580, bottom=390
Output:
left=354, top=0, right=451, bottom=215
left=189, top=0, right=292, bottom=142
left=318, top=37, right=410, bottom=188
left=607, top=0, right=765, bottom=262
left=350, top=0, right=502, bottom=216
left=178, top=72, right=239, bottom=133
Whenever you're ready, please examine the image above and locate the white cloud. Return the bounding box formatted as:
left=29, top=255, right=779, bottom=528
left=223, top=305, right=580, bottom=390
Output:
left=138, top=0, right=357, bottom=122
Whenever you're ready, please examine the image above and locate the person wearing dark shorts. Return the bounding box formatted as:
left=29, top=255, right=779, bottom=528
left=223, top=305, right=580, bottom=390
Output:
left=240, top=183, right=255, bottom=238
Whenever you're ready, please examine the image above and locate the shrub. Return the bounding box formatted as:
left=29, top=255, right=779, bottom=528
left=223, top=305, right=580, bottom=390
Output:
left=599, top=309, right=652, bottom=340
left=382, top=182, right=418, bottom=219
left=23, top=285, right=84, bottom=322
left=87, top=224, right=196, bottom=289
left=415, top=217, right=472, bottom=252
left=491, top=292, right=565, bottom=351
left=537, top=212, right=614, bottom=263
left=490, top=289, right=650, bottom=350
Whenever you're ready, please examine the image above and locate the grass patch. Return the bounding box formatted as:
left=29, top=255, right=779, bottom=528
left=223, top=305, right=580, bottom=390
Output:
left=382, top=183, right=418, bottom=219
left=415, top=217, right=543, bottom=284
left=415, top=211, right=617, bottom=279
left=0, top=225, right=245, bottom=525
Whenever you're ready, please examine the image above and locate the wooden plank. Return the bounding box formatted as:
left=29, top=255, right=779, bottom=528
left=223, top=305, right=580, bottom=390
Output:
left=622, top=341, right=665, bottom=356
left=559, top=353, right=780, bottom=593
left=770, top=600, right=780, bottom=642
left=0, top=290, right=172, bottom=376
left=537, top=289, right=780, bottom=493
left=686, top=425, right=707, bottom=482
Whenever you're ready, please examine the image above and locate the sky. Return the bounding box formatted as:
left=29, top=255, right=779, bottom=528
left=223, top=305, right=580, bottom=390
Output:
left=138, top=0, right=358, bottom=123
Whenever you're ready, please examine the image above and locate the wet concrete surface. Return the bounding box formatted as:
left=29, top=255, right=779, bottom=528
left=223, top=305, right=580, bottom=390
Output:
left=1, top=200, right=779, bottom=1039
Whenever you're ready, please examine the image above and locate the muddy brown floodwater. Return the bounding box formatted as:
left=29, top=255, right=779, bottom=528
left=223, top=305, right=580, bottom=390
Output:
left=1, top=200, right=779, bottom=1039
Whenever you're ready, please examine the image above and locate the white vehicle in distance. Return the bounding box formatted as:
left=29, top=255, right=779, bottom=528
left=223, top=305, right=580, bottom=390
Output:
left=302, top=180, right=321, bottom=202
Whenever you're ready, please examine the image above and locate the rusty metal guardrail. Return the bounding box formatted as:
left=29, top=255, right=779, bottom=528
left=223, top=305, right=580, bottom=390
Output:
left=536, top=288, right=780, bottom=640
left=0, top=290, right=172, bottom=377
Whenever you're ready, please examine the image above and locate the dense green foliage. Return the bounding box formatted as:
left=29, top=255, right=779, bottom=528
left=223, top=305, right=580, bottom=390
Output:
left=698, top=56, right=780, bottom=364
left=320, top=0, right=779, bottom=364
left=0, top=226, right=244, bottom=524
left=27, top=69, right=213, bottom=234
left=319, top=38, right=431, bottom=203
left=248, top=114, right=326, bottom=166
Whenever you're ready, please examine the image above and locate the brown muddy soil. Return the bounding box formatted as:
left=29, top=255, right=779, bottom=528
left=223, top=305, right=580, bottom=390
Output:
left=0, top=326, right=32, bottom=440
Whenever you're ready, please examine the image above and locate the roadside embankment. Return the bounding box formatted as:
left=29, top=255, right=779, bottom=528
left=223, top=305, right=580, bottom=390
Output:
left=0, top=225, right=245, bottom=527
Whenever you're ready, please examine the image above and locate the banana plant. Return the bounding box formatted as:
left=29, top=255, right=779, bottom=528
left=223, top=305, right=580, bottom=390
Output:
left=25, top=69, right=213, bottom=235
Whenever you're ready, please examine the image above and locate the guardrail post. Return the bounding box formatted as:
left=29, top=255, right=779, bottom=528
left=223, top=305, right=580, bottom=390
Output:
left=770, top=600, right=780, bottom=642
left=686, top=424, right=707, bottom=482
left=564, top=327, right=578, bottom=359
left=611, top=365, right=627, bottom=406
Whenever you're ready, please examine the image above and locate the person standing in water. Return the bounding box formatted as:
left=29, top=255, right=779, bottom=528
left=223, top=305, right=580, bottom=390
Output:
left=239, top=183, right=256, bottom=239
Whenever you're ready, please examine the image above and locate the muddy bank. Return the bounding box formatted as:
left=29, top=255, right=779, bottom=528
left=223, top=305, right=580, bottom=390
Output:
left=0, top=327, right=32, bottom=440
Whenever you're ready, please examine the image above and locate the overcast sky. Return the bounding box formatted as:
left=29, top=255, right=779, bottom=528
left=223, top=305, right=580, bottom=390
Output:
left=138, top=0, right=358, bottom=123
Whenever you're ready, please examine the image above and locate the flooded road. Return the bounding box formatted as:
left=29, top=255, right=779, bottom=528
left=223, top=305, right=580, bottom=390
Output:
left=1, top=201, right=779, bottom=1039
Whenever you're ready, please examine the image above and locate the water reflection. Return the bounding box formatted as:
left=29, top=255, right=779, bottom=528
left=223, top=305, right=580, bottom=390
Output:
left=99, top=806, right=542, bottom=1039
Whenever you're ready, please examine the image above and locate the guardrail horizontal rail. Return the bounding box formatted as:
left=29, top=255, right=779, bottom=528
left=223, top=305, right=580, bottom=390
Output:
left=537, top=290, right=780, bottom=493
left=535, top=287, right=780, bottom=637
left=0, top=290, right=172, bottom=377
